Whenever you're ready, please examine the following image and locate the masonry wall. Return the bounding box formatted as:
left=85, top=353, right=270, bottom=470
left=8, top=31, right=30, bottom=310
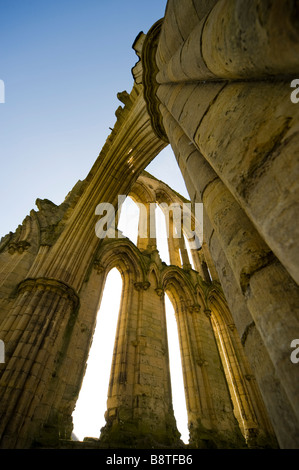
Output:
left=0, top=0, right=298, bottom=449
left=142, top=0, right=299, bottom=448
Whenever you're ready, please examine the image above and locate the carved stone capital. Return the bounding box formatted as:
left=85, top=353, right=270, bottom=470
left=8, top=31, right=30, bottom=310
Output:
left=134, top=281, right=151, bottom=291
left=17, top=277, right=79, bottom=309
left=142, top=281, right=151, bottom=290
left=93, top=260, right=105, bottom=274
left=188, top=304, right=201, bottom=314
left=155, top=287, right=164, bottom=297
left=8, top=241, right=30, bottom=255
left=204, top=309, right=212, bottom=318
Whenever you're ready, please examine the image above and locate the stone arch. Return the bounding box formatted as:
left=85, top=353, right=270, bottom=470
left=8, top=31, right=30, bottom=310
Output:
left=147, top=262, right=161, bottom=291
left=162, top=265, right=198, bottom=312
left=71, top=266, right=123, bottom=440
left=129, top=178, right=156, bottom=205
left=95, top=238, right=147, bottom=283
left=129, top=172, right=210, bottom=276
left=160, top=266, right=244, bottom=448
left=84, top=238, right=181, bottom=447
left=156, top=192, right=190, bottom=269
left=204, top=282, right=277, bottom=447
left=41, top=238, right=149, bottom=443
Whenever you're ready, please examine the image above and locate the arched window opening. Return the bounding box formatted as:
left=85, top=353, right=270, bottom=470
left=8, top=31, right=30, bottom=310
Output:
left=117, top=196, right=139, bottom=245
left=155, top=204, right=170, bottom=264
left=210, top=313, right=246, bottom=437
left=72, top=268, right=122, bottom=441
left=165, top=294, right=189, bottom=444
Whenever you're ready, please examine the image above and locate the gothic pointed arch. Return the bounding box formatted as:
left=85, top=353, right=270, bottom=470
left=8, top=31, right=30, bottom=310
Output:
left=129, top=178, right=156, bottom=205
left=94, top=237, right=147, bottom=284
left=161, top=265, right=198, bottom=312
left=147, top=262, right=161, bottom=291
left=203, top=281, right=277, bottom=447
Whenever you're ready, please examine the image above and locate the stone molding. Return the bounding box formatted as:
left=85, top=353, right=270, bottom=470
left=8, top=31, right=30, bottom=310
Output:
left=17, top=277, right=79, bottom=309
left=140, top=19, right=168, bottom=143
left=8, top=240, right=31, bottom=255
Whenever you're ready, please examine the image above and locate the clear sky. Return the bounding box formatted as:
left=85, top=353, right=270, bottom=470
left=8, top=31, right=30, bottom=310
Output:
left=0, top=0, right=189, bottom=239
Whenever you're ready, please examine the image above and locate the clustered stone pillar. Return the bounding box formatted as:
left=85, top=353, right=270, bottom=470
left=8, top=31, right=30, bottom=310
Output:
left=157, top=103, right=299, bottom=448
left=0, top=278, right=79, bottom=448
left=165, top=285, right=245, bottom=448
left=208, top=293, right=275, bottom=447
left=142, top=0, right=299, bottom=448
left=136, top=202, right=157, bottom=252
left=99, top=265, right=180, bottom=447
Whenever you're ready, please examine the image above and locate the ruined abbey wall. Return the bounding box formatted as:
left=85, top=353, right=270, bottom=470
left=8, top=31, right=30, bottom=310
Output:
left=144, top=0, right=299, bottom=448
left=0, top=0, right=298, bottom=449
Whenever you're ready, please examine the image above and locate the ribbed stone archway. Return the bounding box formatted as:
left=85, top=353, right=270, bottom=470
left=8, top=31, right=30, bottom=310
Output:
left=1, top=0, right=298, bottom=449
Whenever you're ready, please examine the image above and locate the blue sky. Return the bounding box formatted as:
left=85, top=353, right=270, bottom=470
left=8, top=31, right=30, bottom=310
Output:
left=0, top=0, right=189, bottom=239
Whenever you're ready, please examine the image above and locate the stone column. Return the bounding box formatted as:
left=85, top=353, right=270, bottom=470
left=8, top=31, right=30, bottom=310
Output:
left=204, top=213, right=298, bottom=449
left=100, top=266, right=180, bottom=447
left=154, top=0, right=299, bottom=286
left=158, top=105, right=299, bottom=448
left=0, top=278, right=79, bottom=448
left=165, top=211, right=181, bottom=267
left=201, top=241, right=219, bottom=282
left=178, top=220, right=192, bottom=270
left=137, top=202, right=157, bottom=252
left=211, top=313, right=257, bottom=439
left=165, top=275, right=245, bottom=448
